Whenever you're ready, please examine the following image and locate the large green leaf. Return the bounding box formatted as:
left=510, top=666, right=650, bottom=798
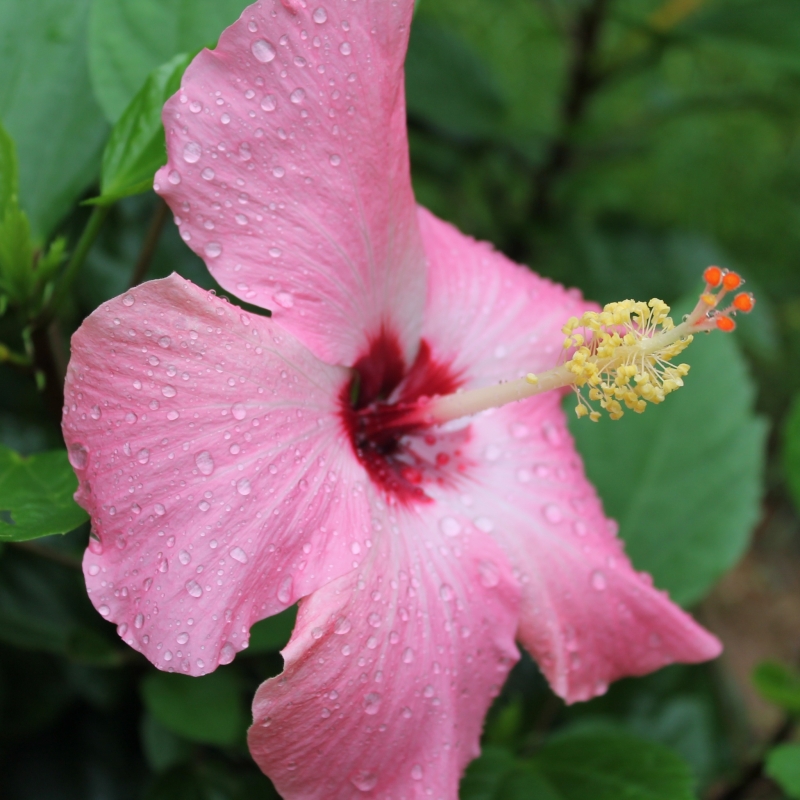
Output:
left=89, top=0, right=250, bottom=122
left=406, top=18, right=506, bottom=140
left=141, top=670, right=246, bottom=747
left=570, top=328, right=767, bottom=606
left=0, top=0, right=108, bottom=240
left=0, top=446, right=88, bottom=542
left=95, top=53, right=192, bottom=205
left=0, top=122, right=18, bottom=218
left=529, top=731, right=696, bottom=800
left=784, top=393, right=800, bottom=512
left=462, top=732, right=696, bottom=800
left=766, top=744, right=800, bottom=799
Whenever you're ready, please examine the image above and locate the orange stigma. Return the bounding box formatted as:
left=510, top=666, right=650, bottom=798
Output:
left=688, top=268, right=753, bottom=333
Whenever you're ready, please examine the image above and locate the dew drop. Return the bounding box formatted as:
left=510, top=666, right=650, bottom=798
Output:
left=201, top=167, right=215, bottom=181
left=230, top=546, right=248, bottom=564
left=137, top=448, right=150, bottom=465
left=334, top=616, right=351, bottom=634
left=219, top=642, right=236, bottom=664
left=362, top=692, right=381, bottom=715
left=260, top=94, right=277, bottom=111
left=68, top=443, right=88, bottom=469
left=312, top=7, right=327, bottom=23
left=98, top=604, right=110, bottom=617
left=236, top=477, right=252, bottom=496
left=134, top=613, right=144, bottom=629
left=439, top=583, right=454, bottom=601
left=351, top=772, right=377, bottom=792
left=543, top=503, right=563, bottom=523
left=183, top=141, right=202, bottom=163
left=439, top=517, right=461, bottom=537
left=122, top=293, right=135, bottom=306
left=591, top=570, right=607, bottom=591
left=289, top=88, right=306, bottom=104
left=185, top=580, right=203, bottom=598
left=277, top=576, right=293, bottom=603
left=90, top=405, right=102, bottom=420
left=402, top=647, right=414, bottom=664
left=162, top=385, right=177, bottom=398
left=329, top=153, right=341, bottom=166
left=205, top=242, right=222, bottom=258
left=478, top=559, right=501, bottom=588
left=195, top=450, right=215, bottom=475
left=158, top=336, right=171, bottom=348
left=411, top=765, right=423, bottom=781
left=274, top=291, right=294, bottom=308
left=168, top=170, right=181, bottom=185
left=339, top=42, right=352, bottom=55
left=251, top=39, right=276, bottom=63
left=232, top=403, right=247, bottom=420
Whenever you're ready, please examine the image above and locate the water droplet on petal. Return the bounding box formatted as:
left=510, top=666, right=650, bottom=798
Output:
left=202, top=167, right=215, bottom=181
left=351, top=772, right=377, bottom=792
left=334, top=616, right=351, bottom=634
left=122, top=293, right=135, bottom=306
left=411, top=765, right=423, bottom=781
left=232, top=403, right=247, bottom=420
left=289, top=88, right=306, bottom=104
left=205, top=242, right=222, bottom=258
left=543, top=503, right=563, bottom=523
left=230, top=546, right=248, bottom=564
left=195, top=451, right=215, bottom=475
left=251, top=39, right=276, bottom=63
left=277, top=576, right=293, bottom=603
left=478, top=559, right=500, bottom=588
left=362, top=692, right=381, bottom=715
left=274, top=291, right=294, bottom=308
left=168, top=170, right=181, bottom=185
left=439, top=517, right=461, bottom=537
left=98, top=604, right=110, bottom=616
left=186, top=580, right=203, bottom=598
left=591, top=570, right=607, bottom=591
left=90, top=405, right=102, bottom=420
left=402, top=647, right=414, bottom=664
left=68, top=443, right=88, bottom=469
left=137, top=448, right=150, bottom=465
left=183, top=142, right=202, bottom=163
left=339, top=42, right=352, bottom=55
left=162, top=385, right=177, bottom=398
left=236, top=477, right=252, bottom=496
left=219, top=642, right=236, bottom=664
left=261, top=94, right=277, bottom=111
left=312, top=7, right=327, bottom=23
left=329, top=153, right=341, bottom=166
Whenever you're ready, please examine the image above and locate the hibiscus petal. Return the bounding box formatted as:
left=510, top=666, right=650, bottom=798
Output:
left=416, top=208, right=592, bottom=388
left=430, top=396, right=721, bottom=704
left=248, top=498, right=520, bottom=799
left=155, top=0, right=426, bottom=369
left=63, top=275, right=376, bottom=675
left=413, top=209, right=720, bottom=700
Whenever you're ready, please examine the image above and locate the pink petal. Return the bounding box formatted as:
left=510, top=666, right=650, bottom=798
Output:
left=248, top=498, right=520, bottom=798
left=415, top=209, right=720, bottom=701
left=62, top=275, right=373, bottom=675
left=431, top=396, right=721, bottom=704
left=155, top=0, right=426, bottom=369
left=416, top=207, right=592, bottom=388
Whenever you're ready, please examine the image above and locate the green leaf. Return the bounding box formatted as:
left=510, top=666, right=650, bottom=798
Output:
left=140, top=712, right=194, bottom=773
left=406, top=18, right=506, bottom=140
left=752, top=661, right=800, bottom=715
left=89, top=0, right=250, bottom=122
left=0, top=121, right=19, bottom=218
left=141, top=670, right=246, bottom=747
left=0, top=446, right=88, bottom=542
left=784, top=394, right=800, bottom=512
left=570, top=325, right=767, bottom=606
left=529, top=730, right=696, bottom=800
left=0, top=204, right=35, bottom=303
left=766, top=743, right=800, bottom=799
left=0, top=0, right=108, bottom=240
left=245, top=605, right=297, bottom=654
left=95, top=53, right=192, bottom=205
left=461, top=746, right=518, bottom=800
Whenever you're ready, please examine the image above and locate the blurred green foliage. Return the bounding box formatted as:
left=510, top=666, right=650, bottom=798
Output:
left=1, top=0, right=799, bottom=798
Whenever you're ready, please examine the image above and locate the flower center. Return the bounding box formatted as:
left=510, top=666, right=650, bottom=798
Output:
left=341, top=331, right=463, bottom=504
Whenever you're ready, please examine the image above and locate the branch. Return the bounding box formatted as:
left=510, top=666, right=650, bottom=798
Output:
left=128, top=198, right=169, bottom=288
left=530, top=0, right=612, bottom=221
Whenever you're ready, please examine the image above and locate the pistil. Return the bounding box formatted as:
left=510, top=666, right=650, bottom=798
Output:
left=425, top=268, right=754, bottom=427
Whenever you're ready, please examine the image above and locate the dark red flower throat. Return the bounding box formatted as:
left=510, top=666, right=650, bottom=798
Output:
left=340, top=330, right=463, bottom=504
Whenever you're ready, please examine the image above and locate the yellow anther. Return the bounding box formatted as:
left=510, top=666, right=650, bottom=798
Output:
left=526, top=373, right=539, bottom=385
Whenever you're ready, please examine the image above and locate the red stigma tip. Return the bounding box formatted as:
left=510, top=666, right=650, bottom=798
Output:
left=716, top=315, right=736, bottom=332
left=733, top=292, right=754, bottom=313
left=722, top=271, right=742, bottom=291
left=704, top=266, right=723, bottom=287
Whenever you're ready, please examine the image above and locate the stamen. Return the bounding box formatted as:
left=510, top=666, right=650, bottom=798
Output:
left=425, top=268, right=754, bottom=426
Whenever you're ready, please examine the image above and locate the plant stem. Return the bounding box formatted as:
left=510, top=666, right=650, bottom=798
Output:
left=128, top=198, right=169, bottom=288
left=530, top=0, right=612, bottom=221
left=38, top=204, right=111, bottom=327
left=10, top=540, right=83, bottom=570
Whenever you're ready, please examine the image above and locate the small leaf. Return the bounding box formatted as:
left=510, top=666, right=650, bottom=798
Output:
left=784, top=394, right=800, bottom=512
left=529, top=730, right=696, bottom=800
left=141, top=670, right=246, bottom=747
left=0, top=121, right=19, bottom=218
left=752, top=661, right=800, bottom=715
left=0, top=446, right=88, bottom=542
left=245, top=605, right=297, bottom=654
left=570, top=323, right=767, bottom=606
left=95, top=53, right=193, bottom=205
left=766, top=743, right=800, bottom=799
left=461, top=746, right=517, bottom=800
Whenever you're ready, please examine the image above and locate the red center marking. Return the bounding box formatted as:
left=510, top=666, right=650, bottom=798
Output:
left=340, top=330, right=465, bottom=504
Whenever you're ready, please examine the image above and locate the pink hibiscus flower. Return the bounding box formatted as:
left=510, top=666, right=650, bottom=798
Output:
left=62, top=1, right=723, bottom=797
